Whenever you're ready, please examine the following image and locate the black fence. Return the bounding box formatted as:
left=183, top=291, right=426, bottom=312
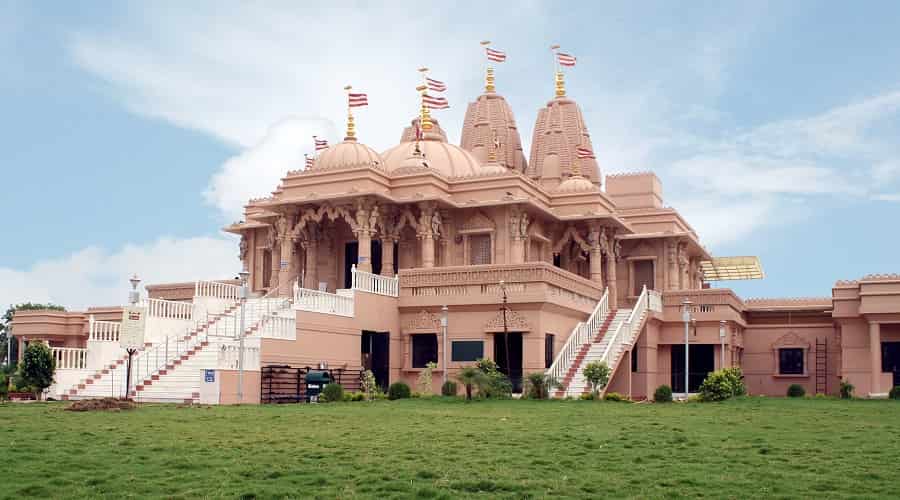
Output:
left=260, top=365, right=363, bottom=404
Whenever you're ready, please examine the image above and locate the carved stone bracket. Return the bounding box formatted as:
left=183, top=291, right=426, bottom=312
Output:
left=403, top=310, right=441, bottom=333
left=484, top=309, right=532, bottom=333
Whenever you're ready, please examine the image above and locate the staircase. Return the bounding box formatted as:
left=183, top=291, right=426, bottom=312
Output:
left=548, top=286, right=661, bottom=398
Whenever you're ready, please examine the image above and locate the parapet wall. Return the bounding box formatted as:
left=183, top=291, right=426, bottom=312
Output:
left=605, top=172, right=663, bottom=209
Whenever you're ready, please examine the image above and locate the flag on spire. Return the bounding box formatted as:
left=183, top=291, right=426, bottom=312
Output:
left=486, top=47, right=507, bottom=62
left=576, top=146, right=594, bottom=159
left=314, top=136, right=328, bottom=151
left=348, top=92, right=368, bottom=107
left=557, top=52, right=577, bottom=67
left=422, top=93, right=449, bottom=110
left=426, top=77, right=447, bottom=93
left=304, top=154, right=315, bottom=169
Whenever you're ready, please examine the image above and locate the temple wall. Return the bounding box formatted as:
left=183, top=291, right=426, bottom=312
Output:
left=742, top=322, right=839, bottom=397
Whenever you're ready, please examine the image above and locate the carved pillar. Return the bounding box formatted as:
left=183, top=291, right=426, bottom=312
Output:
left=418, top=204, right=436, bottom=268
left=421, top=235, right=435, bottom=268
left=357, top=230, right=373, bottom=273
left=509, top=210, right=528, bottom=265
left=304, top=225, right=319, bottom=289
left=381, top=238, right=395, bottom=276
left=588, top=225, right=604, bottom=286
left=667, top=240, right=679, bottom=291
left=279, top=236, right=294, bottom=293
left=606, top=231, right=619, bottom=307
left=869, top=322, right=881, bottom=395
left=678, top=242, right=689, bottom=290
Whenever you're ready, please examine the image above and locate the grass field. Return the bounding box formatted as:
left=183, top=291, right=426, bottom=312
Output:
left=2, top=397, right=899, bottom=499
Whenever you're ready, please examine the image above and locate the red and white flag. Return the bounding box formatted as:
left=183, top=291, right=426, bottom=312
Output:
left=314, top=136, right=328, bottom=151
left=426, top=77, right=447, bottom=93
left=576, top=146, right=594, bottom=159
left=304, top=154, right=315, bottom=168
left=348, top=92, right=368, bottom=107
left=557, top=52, right=577, bottom=67
left=422, top=93, right=449, bottom=110
left=486, top=47, right=506, bottom=63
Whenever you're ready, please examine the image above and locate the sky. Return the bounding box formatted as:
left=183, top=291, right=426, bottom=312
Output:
left=2, top=1, right=899, bottom=309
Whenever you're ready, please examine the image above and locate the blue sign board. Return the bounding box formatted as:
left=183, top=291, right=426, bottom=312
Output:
left=204, top=369, right=215, bottom=383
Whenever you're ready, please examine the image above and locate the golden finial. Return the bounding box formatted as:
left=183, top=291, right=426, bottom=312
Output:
left=481, top=40, right=496, bottom=93
left=417, top=68, right=433, bottom=132
left=551, top=45, right=565, bottom=98
left=343, top=85, right=356, bottom=140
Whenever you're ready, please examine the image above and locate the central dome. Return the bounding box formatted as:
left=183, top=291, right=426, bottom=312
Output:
left=383, top=119, right=483, bottom=178
left=314, top=138, right=384, bottom=171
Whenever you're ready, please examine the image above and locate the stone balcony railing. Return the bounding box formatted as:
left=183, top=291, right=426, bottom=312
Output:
left=660, top=288, right=747, bottom=325
left=398, top=263, right=604, bottom=313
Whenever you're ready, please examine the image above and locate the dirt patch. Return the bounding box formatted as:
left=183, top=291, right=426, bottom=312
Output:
left=65, top=398, right=137, bottom=412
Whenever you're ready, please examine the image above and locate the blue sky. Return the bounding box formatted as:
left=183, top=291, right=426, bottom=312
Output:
left=2, top=1, right=899, bottom=308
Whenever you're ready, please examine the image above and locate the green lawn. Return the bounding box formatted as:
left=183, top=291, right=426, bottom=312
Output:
left=2, top=398, right=899, bottom=499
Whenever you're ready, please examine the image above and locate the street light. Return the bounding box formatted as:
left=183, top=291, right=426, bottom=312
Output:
left=129, top=274, right=141, bottom=305
left=719, top=320, right=727, bottom=369
left=681, top=298, right=693, bottom=399
left=124, top=274, right=141, bottom=399
left=499, top=281, right=511, bottom=387
left=238, top=270, right=250, bottom=403
left=441, top=305, right=449, bottom=386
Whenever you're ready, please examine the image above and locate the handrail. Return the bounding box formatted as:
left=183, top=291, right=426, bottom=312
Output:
left=195, top=280, right=241, bottom=300
left=597, top=285, right=650, bottom=368
left=351, top=265, right=399, bottom=297
left=546, top=288, right=609, bottom=382
left=88, top=315, right=120, bottom=342
left=143, top=298, right=195, bottom=320
left=52, top=347, right=88, bottom=370
left=294, top=288, right=354, bottom=317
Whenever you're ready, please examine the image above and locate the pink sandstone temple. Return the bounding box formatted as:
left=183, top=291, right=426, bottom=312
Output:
left=11, top=65, right=900, bottom=403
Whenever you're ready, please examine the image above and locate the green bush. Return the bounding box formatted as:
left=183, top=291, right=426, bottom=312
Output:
left=653, top=385, right=673, bottom=403
left=20, top=342, right=55, bottom=399
left=523, top=372, right=559, bottom=400
left=441, top=381, right=458, bottom=397
left=0, top=371, right=7, bottom=400
left=474, top=358, right=512, bottom=399
left=388, top=382, right=411, bottom=400
left=579, top=392, right=596, bottom=400
left=582, top=361, right=611, bottom=394
left=839, top=379, right=854, bottom=399
left=349, top=391, right=366, bottom=402
left=787, top=384, right=806, bottom=398
left=889, top=386, right=900, bottom=400
left=320, top=383, right=344, bottom=403
left=604, top=392, right=627, bottom=402
left=698, top=367, right=746, bottom=402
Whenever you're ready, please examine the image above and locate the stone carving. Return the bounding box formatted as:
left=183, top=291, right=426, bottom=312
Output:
left=462, top=211, right=495, bottom=232
left=772, top=331, right=809, bottom=349
left=265, top=226, right=277, bottom=250
left=484, top=308, right=532, bottom=332
left=239, top=234, right=249, bottom=261
left=403, top=310, right=441, bottom=332
left=276, top=216, right=289, bottom=239
left=431, top=211, right=442, bottom=238
left=553, top=226, right=591, bottom=255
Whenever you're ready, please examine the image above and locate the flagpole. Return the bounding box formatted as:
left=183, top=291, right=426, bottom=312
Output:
left=344, top=85, right=356, bottom=141
left=417, top=67, right=432, bottom=133
left=313, top=136, right=319, bottom=159
left=480, top=40, right=494, bottom=93
left=551, top=44, right=565, bottom=98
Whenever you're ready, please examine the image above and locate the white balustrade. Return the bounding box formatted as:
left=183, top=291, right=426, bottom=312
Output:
left=144, top=298, right=195, bottom=320
left=648, top=289, right=663, bottom=313
left=88, top=316, right=120, bottom=342
left=194, top=280, right=240, bottom=300
left=52, top=347, right=88, bottom=370
left=351, top=265, right=399, bottom=297
left=546, top=288, right=609, bottom=382
left=258, top=315, right=296, bottom=340
left=294, top=288, right=354, bottom=317
left=597, top=286, right=653, bottom=370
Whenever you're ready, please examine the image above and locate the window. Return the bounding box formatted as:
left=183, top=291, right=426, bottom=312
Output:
left=412, top=334, right=438, bottom=368
left=631, top=347, right=638, bottom=372
left=632, top=260, right=654, bottom=296
left=545, top=334, right=555, bottom=369
left=469, top=234, right=492, bottom=265
left=451, top=341, right=483, bottom=362
left=778, top=348, right=804, bottom=375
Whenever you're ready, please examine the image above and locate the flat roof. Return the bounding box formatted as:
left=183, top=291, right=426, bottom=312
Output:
left=701, top=256, right=764, bottom=281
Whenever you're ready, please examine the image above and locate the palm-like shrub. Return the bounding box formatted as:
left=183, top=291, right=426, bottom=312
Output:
left=523, top=372, right=559, bottom=399
left=839, top=379, right=854, bottom=399
left=456, top=367, right=487, bottom=400
left=582, top=361, right=611, bottom=395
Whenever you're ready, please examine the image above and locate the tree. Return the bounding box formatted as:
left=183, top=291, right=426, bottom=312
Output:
left=582, top=361, right=611, bottom=395
left=456, top=366, right=487, bottom=401
left=20, top=342, right=55, bottom=399
left=1, top=303, right=65, bottom=365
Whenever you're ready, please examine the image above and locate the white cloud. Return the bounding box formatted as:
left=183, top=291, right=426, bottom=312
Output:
left=668, top=196, right=775, bottom=247
left=204, top=118, right=336, bottom=221
left=0, top=236, right=237, bottom=311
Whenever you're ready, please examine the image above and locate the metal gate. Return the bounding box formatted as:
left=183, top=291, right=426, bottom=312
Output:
left=260, top=365, right=364, bottom=404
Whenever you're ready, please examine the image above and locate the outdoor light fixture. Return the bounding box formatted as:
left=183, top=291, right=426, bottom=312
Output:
left=237, top=270, right=250, bottom=403
left=681, top=298, right=693, bottom=399
left=441, top=305, right=449, bottom=385
left=719, top=320, right=727, bottom=369
left=129, top=274, right=141, bottom=305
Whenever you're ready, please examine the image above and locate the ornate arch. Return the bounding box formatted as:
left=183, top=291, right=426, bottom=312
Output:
left=392, top=206, right=419, bottom=238
left=461, top=211, right=496, bottom=233
left=296, top=204, right=358, bottom=233
left=552, top=226, right=591, bottom=255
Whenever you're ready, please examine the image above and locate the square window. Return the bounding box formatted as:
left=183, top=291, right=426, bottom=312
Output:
left=412, top=334, right=438, bottom=368
left=778, top=348, right=804, bottom=375
left=451, top=341, right=484, bottom=362
left=545, top=334, right=555, bottom=369
left=469, top=235, right=492, bottom=265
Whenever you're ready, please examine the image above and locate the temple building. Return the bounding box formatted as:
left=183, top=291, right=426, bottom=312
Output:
left=11, top=63, right=900, bottom=403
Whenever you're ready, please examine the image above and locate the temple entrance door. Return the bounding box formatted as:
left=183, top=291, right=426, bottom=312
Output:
left=362, top=331, right=390, bottom=392
left=882, top=342, right=900, bottom=387
left=262, top=250, right=272, bottom=288
left=344, top=240, right=383, bottom=288
left=493, top=332, right=523, bottom=393
left=671, top=344, right=715, bottom=394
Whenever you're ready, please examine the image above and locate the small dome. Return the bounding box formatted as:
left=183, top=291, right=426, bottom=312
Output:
left=383, top=132, right=482, bottom=178
left=554, top=175, right=597, bottom=193
left=314, top=138, right=384, bottom=171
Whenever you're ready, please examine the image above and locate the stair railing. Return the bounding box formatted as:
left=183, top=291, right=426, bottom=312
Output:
left=351, top=265, right=399, bottom=297
left=597, top=285, right=651, bottom=368
left=546, top=288, right=609, bottom=382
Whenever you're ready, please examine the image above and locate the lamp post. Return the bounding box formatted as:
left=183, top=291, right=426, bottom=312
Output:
left=125, top=274, right=141, bottom=400
left=719, top=320, right=727, bottom=369
left=499, top=281, right=511, bottom=386
left=238, top=270, right=250, bottom=403
left=681, top=298, right=693, bottom=399
left=441, top=305, right=449, bottom=386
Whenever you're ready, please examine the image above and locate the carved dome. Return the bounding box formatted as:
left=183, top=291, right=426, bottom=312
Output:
left=382, top=134, right=483, bottom=178
left=528, top=97, right=600, bottom=188
left=460, top=92, right=527, bottom=172
left=313, top=138, right=384, bottom=171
